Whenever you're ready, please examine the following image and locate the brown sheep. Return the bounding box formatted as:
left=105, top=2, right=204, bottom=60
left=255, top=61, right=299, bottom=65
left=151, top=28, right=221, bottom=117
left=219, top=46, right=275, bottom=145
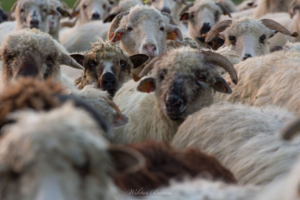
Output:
left=113, top=140, right=236, bottom=195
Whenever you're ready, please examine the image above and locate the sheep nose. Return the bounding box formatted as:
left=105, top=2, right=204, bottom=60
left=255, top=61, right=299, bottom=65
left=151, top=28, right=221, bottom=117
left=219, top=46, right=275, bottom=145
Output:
left=91, top=13, right=101, bottom=20
left=165, top=96, right=186, bottom=120
left=30, top=20, right=40, bottom=29
left=161, top=8, right=171, bottom=14
left=142, top=44, right=157, bottom=56
left=101, top=73, right=117, bottom=89
left=243, top=54, right=252, bottom=60
left=200, top=23, right=211, bottom=34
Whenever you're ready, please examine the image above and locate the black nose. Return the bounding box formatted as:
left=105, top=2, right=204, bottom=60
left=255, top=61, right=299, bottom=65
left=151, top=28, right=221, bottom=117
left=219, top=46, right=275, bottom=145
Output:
left=165, top=96, right=185, bottom=120
left=161, top=8, right=171, bottom=14
left=200, top=23, right=211, bottom=35
left=17, top=67, right=39, bottom=78
left=101, top=73, right=117, bottom=90
left=30, top=20, right=39, bottom=28
left=243, top=54, right=252, bottom=61
left=92, top=13, right=100, bottom=20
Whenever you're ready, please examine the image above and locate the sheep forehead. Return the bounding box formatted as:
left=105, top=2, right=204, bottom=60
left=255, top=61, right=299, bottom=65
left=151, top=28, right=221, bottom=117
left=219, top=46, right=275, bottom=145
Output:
left=155, top=48, right=207, bottom=75
left=4, top=29, right=57, bottom=56
left=191, top=0, right=219, bottom=12
left=85, top=39, right=133, bottom=66
left=228, top=17, right=269, bottom=37
left=126, top=5, right=165, bottom=24
left=0, top=103, right=109, bottom=168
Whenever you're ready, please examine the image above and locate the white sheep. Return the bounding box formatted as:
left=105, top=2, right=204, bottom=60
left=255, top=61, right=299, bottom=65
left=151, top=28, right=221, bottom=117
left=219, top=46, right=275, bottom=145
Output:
left=172, top=102, right=299, bottom=185
left=112, top=47, right=238, bottom=144
left=108, top=5, right=183, bottom=57
left=215, top=43, right=300, bottom=113
left=205, top=17, right=298, bottom=60
left=0, top=29, right=83, bottom=91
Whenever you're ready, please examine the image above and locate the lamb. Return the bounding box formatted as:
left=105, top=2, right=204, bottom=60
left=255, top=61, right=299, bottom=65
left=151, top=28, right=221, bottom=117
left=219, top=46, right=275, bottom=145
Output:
left=112, top=47, right=238, bottom=144
left=71, top=39, right=150, bottom=97
left=108, top=5, right=183, bottom=57
left=0, top=102, right=146, bottom=200
left=216, top=44, right=300, bottom=115
left=0, top=29, right=83, bottom=91
left=205, top=17, right=298, bottom=60
left=172, top=102, right=299, bottom=185
left=114, top=140, right=236, bottom=194
left=179, top=0, right=234, bottom=47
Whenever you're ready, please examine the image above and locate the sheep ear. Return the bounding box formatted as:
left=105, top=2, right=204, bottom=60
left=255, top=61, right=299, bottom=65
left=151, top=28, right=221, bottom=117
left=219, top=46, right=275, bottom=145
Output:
left=70, top=54, right=85, bottom=66
left=109, top=31, right=123, bottom=43
left=213, top=77, right=232, bottom=94
left=104, top=14, right=118, bottom=23
left=167, top=24, right=183, bottom=42
left=108, top=146, right=145, bottom=174
left=137, top=77, right=156, bottom=93
left=180, top=13, right=189, bottom=21
left=130, top=54, right=151, bottom=82
left=71, top=9, right=80, bottom=18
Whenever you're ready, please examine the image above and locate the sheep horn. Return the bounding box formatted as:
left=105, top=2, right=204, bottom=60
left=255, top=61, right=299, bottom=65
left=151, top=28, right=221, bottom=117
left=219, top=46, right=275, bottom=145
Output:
left=107, top=11, right=129, bottom=41
left=200, top=50, right=238, bottom=85
left=280, top=117, right=300, bottom=141
left=179, top=3, right=194, bottom=17
left=138, top=53, right=168, bottom=78
left=216, top=3, right=232, bottom=18
left=59, top=54, right=84, bottom=69
left=260, top=19, right=298, bottom=37
left=205, top=20, right=232, bottom=43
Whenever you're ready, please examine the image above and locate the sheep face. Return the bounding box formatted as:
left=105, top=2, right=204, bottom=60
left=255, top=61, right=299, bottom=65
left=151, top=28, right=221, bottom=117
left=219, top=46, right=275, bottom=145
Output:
left=223, top=18, right=272, bottom=60
left=0, top=29, right=83, bottom=88
left=74, top=0, right=111, bottom=24
left=14, top=0, right=51, bottom=32
left=109, top=5, right=183, bottom=57
left=137, top=48, right=234, bottom=121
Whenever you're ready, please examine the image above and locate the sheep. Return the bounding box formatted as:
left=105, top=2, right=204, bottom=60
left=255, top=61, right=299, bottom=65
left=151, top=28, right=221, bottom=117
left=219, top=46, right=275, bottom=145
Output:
left=107, top=5, right=183, bottom=57
left=0, top=29, right=83, bottom=91
left=0, top=4, right=9, bottom=24
left=112, top=47, right=238, bottom=144
left=254, top=0, right=293, bottom=18
left=172, top=102, right=300, bottom=185
left=0, top=101, right=146, bottom=200
left=71, top=39, right=150, bottom=97
left=205, top=17, right=298, bottom=60
left=114, top=140, right=236, bottom=195
left=215, top=44, right=300, bottom=115
left=179, top=0, right=235, bottom=47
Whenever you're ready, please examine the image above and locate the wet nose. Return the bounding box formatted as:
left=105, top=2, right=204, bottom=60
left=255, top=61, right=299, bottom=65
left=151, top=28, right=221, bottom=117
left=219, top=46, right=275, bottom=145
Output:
left=101, top=73, right=117, bottom=89
left=161, top=7, right=171, bottom=14
left=30, top=20, right=39, bottom=29
left=200, top=23, right=211, bottom=35
left=92, top=13, right=101, bottom=20
left=142, top=43, right=157, bottom=56
left=243, top=53, right=252, bottom=61
left=165, top=97, right=184, bottom=114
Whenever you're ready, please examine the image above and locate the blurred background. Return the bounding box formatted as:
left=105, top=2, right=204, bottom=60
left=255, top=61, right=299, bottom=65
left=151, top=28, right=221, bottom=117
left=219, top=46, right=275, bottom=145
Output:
left=0, top=0, right=244, bottom=11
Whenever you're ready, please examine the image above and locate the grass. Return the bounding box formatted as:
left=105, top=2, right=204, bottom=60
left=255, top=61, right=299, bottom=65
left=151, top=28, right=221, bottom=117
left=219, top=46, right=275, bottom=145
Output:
left=1, top=0, right=244, bottom=11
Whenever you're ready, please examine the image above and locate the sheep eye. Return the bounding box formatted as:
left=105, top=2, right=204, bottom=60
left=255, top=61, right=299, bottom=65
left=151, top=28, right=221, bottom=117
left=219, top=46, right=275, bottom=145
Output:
left=120, top=60, right=127, bottom=68
left=198, top=73, right=207, bottom=82
left=260, top=34, right=266, bottom=44
left=160, top=26, right=165, bottom=31
left=88, top=60, right=97, bottom=68
left=83, top=4, right=87, bottom=9
left=229, top=35, right=236, bottom=45
left=103, top=4, right=106, bottom=9
left=46, top=56, right=54, bottom=66
left=127, top=26, right=133, bottom=32
left=20, top=8, right=25, bottom=13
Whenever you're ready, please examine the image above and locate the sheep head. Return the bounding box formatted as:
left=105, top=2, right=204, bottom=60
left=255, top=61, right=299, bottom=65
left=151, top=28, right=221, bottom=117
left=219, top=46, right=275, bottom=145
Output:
left=179, top=0, right=232, bottom=45
left=0, top=103, right=145, bottom=200
left=206, top=17, right=298, bottom=60
left=108, top=5, right=183, bottom=57
left=136, top=48, right=238, bottom=121
left=71, top=39, right=150, bottom=97
left=72, top=0, right=111, bottom=25
left=0, top=29, right=83, bottom=88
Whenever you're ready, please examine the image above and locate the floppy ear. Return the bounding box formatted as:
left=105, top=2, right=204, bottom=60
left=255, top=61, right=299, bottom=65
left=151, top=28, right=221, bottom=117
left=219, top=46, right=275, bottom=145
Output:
left=167, top=24, right=183, bottom=42
left=180, top=13, right=189, bottom=21
left=70, top=54, right=85, bottom=66
left=108, top=146, right=145, bottom=174
left=212, top=76, right=232, bottom=94
left=137, top=77, right=156, bottom=93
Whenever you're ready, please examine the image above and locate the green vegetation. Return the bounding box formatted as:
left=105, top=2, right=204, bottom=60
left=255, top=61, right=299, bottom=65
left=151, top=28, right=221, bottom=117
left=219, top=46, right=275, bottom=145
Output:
left=1, top=0, right=244, bottom=11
